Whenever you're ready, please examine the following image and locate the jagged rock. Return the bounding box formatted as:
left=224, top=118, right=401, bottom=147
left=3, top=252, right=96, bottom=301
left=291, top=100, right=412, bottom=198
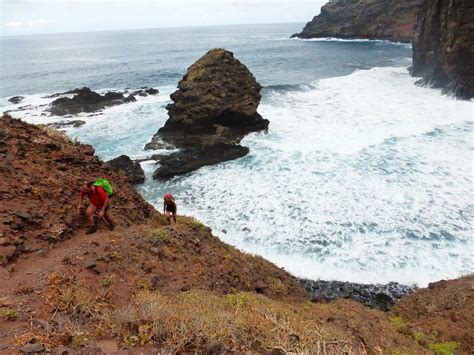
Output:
left=50, top=87, right=131, bottom=116
left=291, top=0, right=423, bottom=42
left=146, top=48, right=269, bottom=178
left=411, top=0, right=474, bottom=99
left=106, top=155, right=145, bottom=184
left=8, top=96, right=24, bottom=104
left=299, top=279, right=416, bottom=311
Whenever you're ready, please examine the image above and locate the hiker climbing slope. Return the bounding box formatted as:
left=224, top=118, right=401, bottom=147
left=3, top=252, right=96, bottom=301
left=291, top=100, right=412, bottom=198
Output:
left=78, top=179, right=115, bottom=234
left=163, top=194, right=177, bottom=225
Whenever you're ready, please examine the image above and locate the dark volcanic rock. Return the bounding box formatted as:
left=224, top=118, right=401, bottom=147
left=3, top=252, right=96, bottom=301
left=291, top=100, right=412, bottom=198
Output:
left=411, top=0, right=474, bottom=99
left=47, top=120, right=86, bottom=129
left=292, top=0, right=423, bottom=42
left=50, top=87, right=135, bottom=116
left=300, top=279, right=416, bottom=311
left=8, top=96, right=24, bottom=104
left=106, top=155, right=145, bottom=184
left=146, top=48, right=269, bottom=178
left=50, top=87, right=121, bottom=115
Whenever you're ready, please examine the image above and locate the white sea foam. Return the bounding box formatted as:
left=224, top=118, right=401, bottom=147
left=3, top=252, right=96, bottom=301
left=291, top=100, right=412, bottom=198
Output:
left=139, top=66, right=474, bottom=286
left=289, top=37, right=412, bottom=48
left=3, top=67, right=473, bottom=286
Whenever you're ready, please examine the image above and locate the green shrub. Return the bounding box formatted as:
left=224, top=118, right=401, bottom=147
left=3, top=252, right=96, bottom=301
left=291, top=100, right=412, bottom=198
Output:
left=427, top=341, right=460, bottom=355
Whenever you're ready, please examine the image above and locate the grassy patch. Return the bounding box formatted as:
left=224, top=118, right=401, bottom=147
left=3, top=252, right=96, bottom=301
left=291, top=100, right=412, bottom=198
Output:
left=427, top=341, right=460, bottom=355
left=389, top=316, right=408, bottom=334
left=102, top=276, right=112, bottom=288
left=149, top=228, right=169, bottom=243
left=0, top=307, right=18, bottom=320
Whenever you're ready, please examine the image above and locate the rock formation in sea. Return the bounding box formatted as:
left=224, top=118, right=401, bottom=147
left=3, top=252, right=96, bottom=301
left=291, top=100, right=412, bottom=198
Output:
left=291, top=0, right=423, bottom=42
left=146, top=48, right=269, bottom=178
left=106, top=154, right=145, bottom=184
left=411, top=0, right=474, bottom=99
left=47, top=87, right=159, bottom=116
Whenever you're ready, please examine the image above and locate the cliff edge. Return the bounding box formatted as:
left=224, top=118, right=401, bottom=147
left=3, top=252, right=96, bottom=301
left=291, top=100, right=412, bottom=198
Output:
left=292, top=0, right=422, bottom=42
left=411, top=0, right=474, bottom=99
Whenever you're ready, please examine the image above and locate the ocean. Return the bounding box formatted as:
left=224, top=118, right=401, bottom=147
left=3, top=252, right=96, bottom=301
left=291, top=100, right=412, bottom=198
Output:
left=1, top=23, right=472, bottom=286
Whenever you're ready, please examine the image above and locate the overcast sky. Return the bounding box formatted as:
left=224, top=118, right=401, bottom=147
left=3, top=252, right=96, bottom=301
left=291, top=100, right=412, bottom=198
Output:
left=1, top=0, right=327, bottom=36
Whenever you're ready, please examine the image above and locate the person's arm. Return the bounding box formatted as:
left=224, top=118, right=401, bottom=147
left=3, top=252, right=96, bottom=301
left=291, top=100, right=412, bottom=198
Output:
left=77, top=191, right=84, bottom=213
left=163, top=201, right=166, bottom=214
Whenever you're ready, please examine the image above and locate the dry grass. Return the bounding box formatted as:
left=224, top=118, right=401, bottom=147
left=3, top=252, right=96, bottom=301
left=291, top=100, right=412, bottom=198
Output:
left=35, top=124, right=74, bottom=144
left=109, top=290, right=352, bottom=353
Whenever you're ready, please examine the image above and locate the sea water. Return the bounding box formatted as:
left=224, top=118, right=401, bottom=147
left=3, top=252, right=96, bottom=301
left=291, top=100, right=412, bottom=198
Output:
left=1, top=23, right=472, bottom=286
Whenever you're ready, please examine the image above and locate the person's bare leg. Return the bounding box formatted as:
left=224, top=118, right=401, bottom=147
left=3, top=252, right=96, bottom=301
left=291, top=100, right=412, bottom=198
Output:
left=172, top=212, right=177, bottom=223
left=165, top=211, right=171, bottom=225
left=85, top=204, right=98, bottom=234
left=86, top=204, right=97, bottom=226
left=104, top=210, right=115, bottom=230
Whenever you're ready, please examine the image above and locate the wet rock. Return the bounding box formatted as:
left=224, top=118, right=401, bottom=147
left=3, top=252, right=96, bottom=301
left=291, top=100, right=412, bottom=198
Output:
left=292, top=0, right=422, bottom=42
left=146, top=48, right=268, bottom=178
left=49, top=87, right=135, bottom=116
left=411, top=0, right=474, bottom=99
left=106, top=155, right=145, bottom=184
left=8, top=96, right=24, bottom=104
left=47, top=120, right=86, bottom=129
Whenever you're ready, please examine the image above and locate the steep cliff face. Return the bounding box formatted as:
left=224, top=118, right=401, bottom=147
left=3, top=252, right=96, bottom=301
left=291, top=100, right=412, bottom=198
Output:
left=411, top=0, right=474, bottom=99
left=292, top=0, right=423, bottom=42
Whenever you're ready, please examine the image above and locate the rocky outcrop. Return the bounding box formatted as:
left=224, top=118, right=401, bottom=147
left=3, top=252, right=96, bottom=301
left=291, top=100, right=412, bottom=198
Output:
left=49, top=87, right=138, bottom=116
left=292, top=0, right=423, bottom=42
left=0, top=114, right=155, bottom=263
left=300, top=279, right=416, bottom=311
left=411, top=0, right=474, bottom=99
left=146, top=48, right=269, bottom=178
left=106, top=155, right=145, bottom=184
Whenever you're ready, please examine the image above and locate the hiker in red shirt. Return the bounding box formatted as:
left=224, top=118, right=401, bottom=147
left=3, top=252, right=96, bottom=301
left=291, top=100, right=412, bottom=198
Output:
left=77, top=181, right=115, bottom=234
left=163, top=194, right=177, bottom=225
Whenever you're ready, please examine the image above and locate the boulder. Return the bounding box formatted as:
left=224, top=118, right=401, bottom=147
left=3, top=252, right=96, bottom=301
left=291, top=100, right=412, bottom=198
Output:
left=411, top=0, right=474, bottom=99
left=291, top=0, right=423, bottom=42
left=106, top=155, right=145, bottom=184
left=146, top=48, right=269, bottom=178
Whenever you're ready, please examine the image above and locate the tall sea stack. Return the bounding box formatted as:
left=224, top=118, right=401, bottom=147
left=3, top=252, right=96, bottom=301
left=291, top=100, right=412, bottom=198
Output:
left=292, top=0, right=423, bottom=42
left=146, top=48, right=269, bottom=178
left=411, top=0, right=474, bottom=99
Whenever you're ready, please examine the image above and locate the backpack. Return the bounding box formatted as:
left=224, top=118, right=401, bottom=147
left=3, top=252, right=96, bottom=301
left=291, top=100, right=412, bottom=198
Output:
left=93, top=178, right=113, bottom=197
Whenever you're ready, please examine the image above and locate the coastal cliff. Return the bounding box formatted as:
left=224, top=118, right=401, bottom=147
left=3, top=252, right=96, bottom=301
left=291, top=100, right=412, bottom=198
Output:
left=411, top=0, right=474, bottom=99
left=292, top=0, right=422, bottom=42
left=1, top=114, right=473, bottom=353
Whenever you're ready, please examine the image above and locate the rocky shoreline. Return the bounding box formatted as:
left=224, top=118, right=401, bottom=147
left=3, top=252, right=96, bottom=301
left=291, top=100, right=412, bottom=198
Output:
left=299, top=278, right=416, bottom=311
left=292, top=0, right=422, bottom=42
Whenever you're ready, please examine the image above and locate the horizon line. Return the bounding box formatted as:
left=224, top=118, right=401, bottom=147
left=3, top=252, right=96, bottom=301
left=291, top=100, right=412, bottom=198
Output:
left=0, top=21, right=304, bottom=38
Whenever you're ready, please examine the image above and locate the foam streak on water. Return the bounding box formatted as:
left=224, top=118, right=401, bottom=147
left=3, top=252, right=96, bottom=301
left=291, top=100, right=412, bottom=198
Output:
left=140, top=67, right=474, bottom=286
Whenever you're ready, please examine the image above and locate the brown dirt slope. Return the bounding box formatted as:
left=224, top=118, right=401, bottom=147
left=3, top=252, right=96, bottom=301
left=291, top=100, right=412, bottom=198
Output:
left=392, top=275, right=474, bottom=353
left=0, top=114, right=471, bottom=353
